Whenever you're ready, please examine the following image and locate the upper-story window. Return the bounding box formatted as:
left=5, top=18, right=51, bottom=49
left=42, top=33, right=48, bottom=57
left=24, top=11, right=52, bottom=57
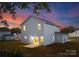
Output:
left=23, top=25, right=26, bottom=31
left=37, top=24, right=41, bottom=30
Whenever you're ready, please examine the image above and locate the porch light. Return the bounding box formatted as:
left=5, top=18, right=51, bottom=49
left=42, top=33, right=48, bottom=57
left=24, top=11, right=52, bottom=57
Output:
left=30, top=36, right=34, bottom=40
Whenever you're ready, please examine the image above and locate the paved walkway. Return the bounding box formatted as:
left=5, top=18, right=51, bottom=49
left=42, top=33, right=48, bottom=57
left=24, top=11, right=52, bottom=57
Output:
left=23, top=43, right=39, bottom=48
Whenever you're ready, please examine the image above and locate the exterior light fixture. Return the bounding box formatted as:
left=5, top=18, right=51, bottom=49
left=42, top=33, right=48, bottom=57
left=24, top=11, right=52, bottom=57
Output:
left=30, top=36, right=34, bottom=40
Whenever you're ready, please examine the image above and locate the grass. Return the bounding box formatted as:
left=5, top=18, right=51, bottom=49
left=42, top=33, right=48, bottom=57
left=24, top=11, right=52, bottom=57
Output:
left=0, top=38, right=79, bottom=57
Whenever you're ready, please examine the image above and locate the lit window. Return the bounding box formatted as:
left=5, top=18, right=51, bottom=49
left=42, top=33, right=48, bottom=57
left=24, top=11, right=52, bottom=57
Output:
left=53, top=36, right=55, bottom=42
left=40, top=36, right=44, bottom=43
left=24, top=36, right=27, bottom=39
left=53, top=36, right=55, bottom=39
left=23, top=25, right=26, bottom=31
left=37, top=24, right=41, bottom=30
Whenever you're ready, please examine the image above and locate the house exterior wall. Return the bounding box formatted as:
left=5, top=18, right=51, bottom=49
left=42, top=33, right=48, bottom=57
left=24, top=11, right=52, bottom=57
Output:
left=69, top=30, right=79, bottom=37
left=21, top=17, right=44, bottom=44
left=21, top=16, right=60, bottom=46
left=43, top=23, right=60, bottom=46
left=4, top=35, right=16, bottom=40
left=55, top=32, right=68, bottom=43
left=63, top=34, right=68, bottom=43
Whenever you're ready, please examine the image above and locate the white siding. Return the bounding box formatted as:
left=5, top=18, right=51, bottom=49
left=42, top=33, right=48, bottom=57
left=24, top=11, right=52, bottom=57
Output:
left=5, top=36, right=16, bottom=40
left=43, top=23, right=60, bottom=45
left=0, top=31, right=11, bottom=40
left=55, top=33, right=68, bottom=43
left=69, top=30, right=79, bottom=37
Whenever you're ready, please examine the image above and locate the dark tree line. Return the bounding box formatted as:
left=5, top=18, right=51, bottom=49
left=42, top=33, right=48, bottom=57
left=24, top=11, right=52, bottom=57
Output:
left=61, top=26, right=76, bottom=33
left=10, top=28, right=21, bottom=34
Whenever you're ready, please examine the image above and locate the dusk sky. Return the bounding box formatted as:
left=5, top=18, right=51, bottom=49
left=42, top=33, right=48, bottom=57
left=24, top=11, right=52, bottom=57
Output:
left=1, top=2, right=79, bottom=28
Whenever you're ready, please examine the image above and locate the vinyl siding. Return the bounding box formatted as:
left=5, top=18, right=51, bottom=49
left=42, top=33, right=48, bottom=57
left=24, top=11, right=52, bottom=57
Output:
left=43, top=23, right=60, bottom=45
left=69, top=30, right=79, bottom=37
left=55, top=33, right=68, bottom=43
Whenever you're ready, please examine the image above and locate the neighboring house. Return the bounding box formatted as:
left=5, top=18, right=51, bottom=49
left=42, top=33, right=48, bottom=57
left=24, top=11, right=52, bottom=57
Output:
left=0, top=30, right=11, bottom=40
left=0, top=30, right=16, bottom=40
left=0, top=23, right=6, bottom=27
left=21, top=16, right=68, bottom=46
left=69, top=29, right=79, bottom=38
left=3, top=34, right=16, bottom=40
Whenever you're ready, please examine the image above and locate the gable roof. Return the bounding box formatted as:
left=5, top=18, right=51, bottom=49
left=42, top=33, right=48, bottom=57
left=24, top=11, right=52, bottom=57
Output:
left=21, top=16, right=32, bottom=25
left=21, top=16, right=60, bottom=28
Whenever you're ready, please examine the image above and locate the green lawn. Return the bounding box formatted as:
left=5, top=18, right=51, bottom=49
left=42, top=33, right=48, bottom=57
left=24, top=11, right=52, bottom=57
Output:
left=0, top=39, right=79, bottom=57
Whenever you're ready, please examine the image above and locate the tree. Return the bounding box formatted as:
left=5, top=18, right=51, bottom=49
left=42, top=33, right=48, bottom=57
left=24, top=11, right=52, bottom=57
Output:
left=10, top=28, right=21, bottom=34
left=61, top=26, right=76, bottom=33
left=0, top=20, right=9, bottom=27
left=0, top=2, right=50, bottom=19
left=0, top=2, right=50, bottom=27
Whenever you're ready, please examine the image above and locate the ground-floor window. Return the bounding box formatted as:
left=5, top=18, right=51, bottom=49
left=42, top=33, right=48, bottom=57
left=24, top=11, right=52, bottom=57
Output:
left=24, top=36, right=27, bottom=39
left=40, top=36, right=44, bottom=43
